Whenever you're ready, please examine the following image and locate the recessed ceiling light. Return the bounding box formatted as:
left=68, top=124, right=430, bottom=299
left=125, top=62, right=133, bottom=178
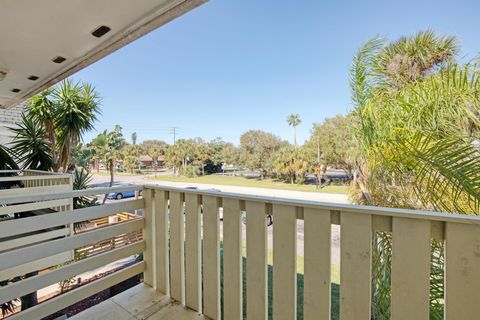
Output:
left=91, top=25, right=111, bottom=38
left=11, top=88, right=21, bottom=93
left=28, top=75, right=39, bottom=81
left=0, top=68, right=7, bottom=81
left=52, top=56, right=66, bottom=63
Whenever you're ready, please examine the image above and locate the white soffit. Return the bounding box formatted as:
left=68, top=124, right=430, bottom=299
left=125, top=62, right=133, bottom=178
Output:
left=0, top=0, right=207, bottom=109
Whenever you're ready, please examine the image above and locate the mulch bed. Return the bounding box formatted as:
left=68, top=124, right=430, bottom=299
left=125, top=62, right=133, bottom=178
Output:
left=42, top=260, right=141, bottom=320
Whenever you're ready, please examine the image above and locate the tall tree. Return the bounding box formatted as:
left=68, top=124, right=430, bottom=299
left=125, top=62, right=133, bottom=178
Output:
left=122, top=144, right=141, bottom=174
left=307, top=115, right=356, bottom=178
left=146, top=146, right=162, bottom=177
left=89, top=130, right=108, bottom=172
left=239, top=130, right=286, bottom=178
left=54, top=80, right=100, bottom=171
left=90, top=126, right=125, bottom=199
left=104, top=126, right=126, bottom=188
left=272, top=145, right=310, bottom=184
left=286, top=114, right=301, bottom=147
left=220, top=142, right=240, bottom=174
left=196, top=143, right=210, bottom=176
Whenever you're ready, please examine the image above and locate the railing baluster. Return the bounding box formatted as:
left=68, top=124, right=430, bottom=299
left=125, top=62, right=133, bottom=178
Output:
left=273, top=204, right=297, bottom=320
left=169, top=191, right=185, bottom=303
left=340, top=211, right=372, bottom=320
left=445, top=222, right=480, bottom=318
left=203, top=196, right=221, bottom=319
left=246, top=201, right=267, bottom=320
left=142, top=188, right=154, bottom=287
left=391, top=217, right=430, bottom=319
left=304, top=208, right=331, bottom=320
left=185, top=193, right=202, bottom=312
left=223, top=198, right=243, bottom=320
left=154, top=189, right=170, bottom=294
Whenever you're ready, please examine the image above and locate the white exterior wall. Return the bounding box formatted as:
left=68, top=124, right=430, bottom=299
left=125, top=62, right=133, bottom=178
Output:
left=0, top=105, right=23, bottom=146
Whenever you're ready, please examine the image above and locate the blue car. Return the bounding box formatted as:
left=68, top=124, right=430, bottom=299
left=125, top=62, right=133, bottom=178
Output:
left=107, top=184, right=141, bottom=200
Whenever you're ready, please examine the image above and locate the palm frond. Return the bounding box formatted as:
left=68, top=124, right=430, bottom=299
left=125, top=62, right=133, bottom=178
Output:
left=350, top=35, right=385, bottom=109
left=9, top=114, right=53, bottom=171
left=391, top=133, right=480, bottom=214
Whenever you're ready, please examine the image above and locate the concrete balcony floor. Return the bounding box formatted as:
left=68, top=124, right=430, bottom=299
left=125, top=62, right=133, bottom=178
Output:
left=70, top=284, right=205, bottom=320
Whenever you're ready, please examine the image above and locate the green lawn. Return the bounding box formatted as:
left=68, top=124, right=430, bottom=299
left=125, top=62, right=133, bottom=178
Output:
left=220, top=245, right=340, bottom=320
left=153, top=174, right=349, bottom=194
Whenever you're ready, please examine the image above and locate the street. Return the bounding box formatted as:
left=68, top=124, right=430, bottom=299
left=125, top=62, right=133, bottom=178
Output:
left=92, top=173, right=346, bottom=265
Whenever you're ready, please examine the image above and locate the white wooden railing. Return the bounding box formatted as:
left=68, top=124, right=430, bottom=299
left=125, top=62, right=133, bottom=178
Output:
left=143, top=185, right=480, bottom=320
left=0, top=169, right=72, bottom=191
left=2, top=183, right=480, bottom=319
left=0, top=185, right=144, bottom=319
left=0, top=170, right=74, bottom=282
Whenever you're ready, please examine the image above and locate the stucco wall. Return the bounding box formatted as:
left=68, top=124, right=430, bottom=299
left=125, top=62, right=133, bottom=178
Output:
left=0, top=105, right=24, bottom=146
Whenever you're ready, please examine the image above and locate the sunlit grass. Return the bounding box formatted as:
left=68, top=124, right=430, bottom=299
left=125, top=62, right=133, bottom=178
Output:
left=152, top=174, right=349, bottom=194
left=219, top=244, right=340, bottom=319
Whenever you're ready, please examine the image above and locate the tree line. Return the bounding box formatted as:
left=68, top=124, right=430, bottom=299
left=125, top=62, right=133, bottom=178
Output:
left=75, top=116, right=355, bottom=186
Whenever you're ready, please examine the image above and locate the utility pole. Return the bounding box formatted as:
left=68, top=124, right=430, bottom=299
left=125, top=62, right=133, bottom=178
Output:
left=169, top=127, right=180, bottom=145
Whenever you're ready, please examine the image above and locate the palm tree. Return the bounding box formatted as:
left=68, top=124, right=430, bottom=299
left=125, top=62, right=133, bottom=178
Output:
left=287, top=114, right=301, bottom=147
left=147, top=146, right=161, bottom=177
left=28, top=88, right=56, bottom=160
left=72, top=167, right=98, bottom=209
left=350, top=31, right=479, bottom=319
left=103, top=127, right=125, bottom=184
left=9, top=114, right=53, bottom=171
left=196, top=143, right=210, bottom=176
left=273, top=145, right=308, bottom=184
left=122, top=144, right=141, bottom=173
left=17, top=79, right=101, bottom=172
left=54, top=80, right=100, bottom=171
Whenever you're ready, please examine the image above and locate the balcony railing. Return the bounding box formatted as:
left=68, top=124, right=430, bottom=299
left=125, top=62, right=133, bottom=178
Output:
left=1, top=183, right=480, bottom=319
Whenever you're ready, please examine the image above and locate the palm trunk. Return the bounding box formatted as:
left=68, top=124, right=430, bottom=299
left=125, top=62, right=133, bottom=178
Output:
left=102, top=159, right=115, bottom=204
left=293, top=126, right=297, bottom=148
left=109, top=159, right=114, bottom=187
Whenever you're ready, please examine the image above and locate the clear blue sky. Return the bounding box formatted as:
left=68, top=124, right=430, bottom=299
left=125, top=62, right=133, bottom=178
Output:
left=76, top=0, right=480, bottom=146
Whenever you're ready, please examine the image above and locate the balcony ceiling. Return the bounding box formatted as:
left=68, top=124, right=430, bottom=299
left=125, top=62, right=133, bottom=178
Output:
left=0, top=0, right=206, bottom=109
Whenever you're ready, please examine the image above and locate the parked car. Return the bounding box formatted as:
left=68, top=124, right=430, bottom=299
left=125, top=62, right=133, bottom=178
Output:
left=107, top=184, right=141, bottom=200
